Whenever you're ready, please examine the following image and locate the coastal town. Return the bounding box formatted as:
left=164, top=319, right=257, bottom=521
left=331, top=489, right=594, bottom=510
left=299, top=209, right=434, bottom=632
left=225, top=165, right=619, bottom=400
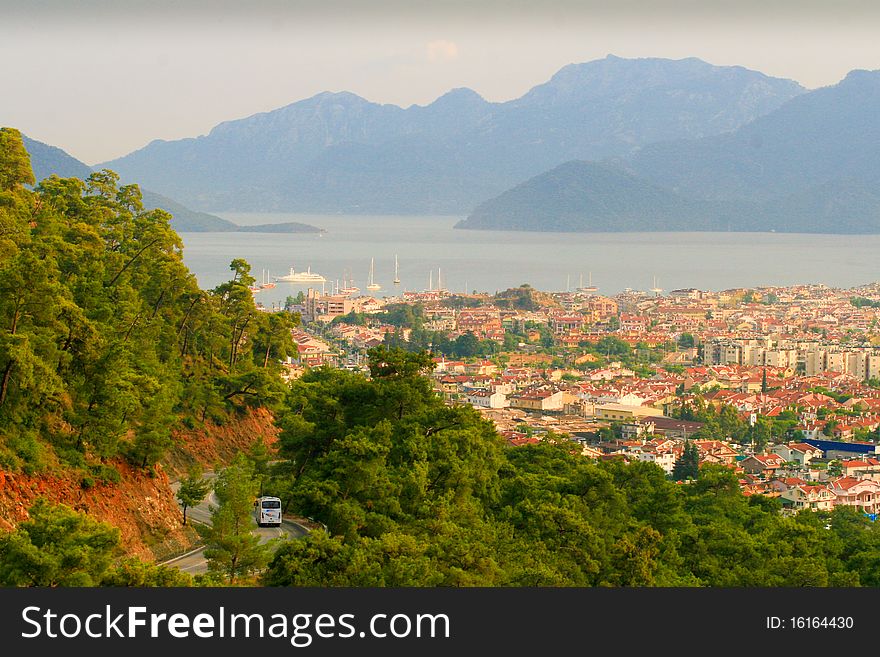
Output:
left=265, top=279, right=880, bottom=515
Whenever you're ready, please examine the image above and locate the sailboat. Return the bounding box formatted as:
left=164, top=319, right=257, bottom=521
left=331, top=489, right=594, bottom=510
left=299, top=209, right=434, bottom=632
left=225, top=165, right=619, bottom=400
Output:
left=393, top=254, right=400, bottom=285
left=367, top=258, right=381, bottom=291
left=340, top=269, right=359, bottom=295
left=578, top=272, right=598, bottom=293
left=260, top=268, right=276, bottom=289
left=650, top=276, right=664, bottom=296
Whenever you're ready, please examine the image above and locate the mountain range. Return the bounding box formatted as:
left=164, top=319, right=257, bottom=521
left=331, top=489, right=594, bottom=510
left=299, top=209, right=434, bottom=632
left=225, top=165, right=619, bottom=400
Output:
left=20, top=55, right=880, bottom=234
left=458, top=68, right=880, bottom=233
left=98, top=55, right=805, bottom=214
left=21, top=136, right=321, bottom=233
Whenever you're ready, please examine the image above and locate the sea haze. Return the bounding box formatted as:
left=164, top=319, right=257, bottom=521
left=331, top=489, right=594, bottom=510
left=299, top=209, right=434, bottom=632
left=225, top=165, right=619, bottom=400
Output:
left=177, top=214, right=880, bottom=306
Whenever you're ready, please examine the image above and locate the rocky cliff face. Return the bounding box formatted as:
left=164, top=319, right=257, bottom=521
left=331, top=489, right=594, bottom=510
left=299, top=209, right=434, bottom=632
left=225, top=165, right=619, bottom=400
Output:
left=0, top=407, right=280, bottom=561
left=0, top=461, right=190, bottom=560
left=164, top=407, right=280, bottom=478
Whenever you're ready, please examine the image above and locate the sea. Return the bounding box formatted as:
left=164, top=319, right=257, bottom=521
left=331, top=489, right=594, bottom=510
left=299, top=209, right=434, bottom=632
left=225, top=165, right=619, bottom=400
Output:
left=177, top=213, right=880, bottom=308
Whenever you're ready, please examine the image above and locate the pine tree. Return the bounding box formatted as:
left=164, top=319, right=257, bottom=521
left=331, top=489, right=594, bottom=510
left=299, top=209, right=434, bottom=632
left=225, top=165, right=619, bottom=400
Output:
left=176, top=465, right=212, bottom=526
left=0, top=498, right=120, bottom=586
left=673, top=440, right=700, bottom=480
left=202, top=456, right=272, bottom=583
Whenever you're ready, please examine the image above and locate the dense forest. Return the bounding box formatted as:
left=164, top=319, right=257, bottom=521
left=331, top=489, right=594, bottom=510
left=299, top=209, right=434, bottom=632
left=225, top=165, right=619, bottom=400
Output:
left=261, top=347, right=880, bottom=586
left=4, top=126, right=880, bottom=587
left=0, top=127, right=297, bottom=475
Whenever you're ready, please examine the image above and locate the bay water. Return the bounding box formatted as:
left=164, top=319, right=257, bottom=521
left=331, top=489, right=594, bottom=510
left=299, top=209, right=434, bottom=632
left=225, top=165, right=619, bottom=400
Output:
left=177, top=213, right=880, bottom=307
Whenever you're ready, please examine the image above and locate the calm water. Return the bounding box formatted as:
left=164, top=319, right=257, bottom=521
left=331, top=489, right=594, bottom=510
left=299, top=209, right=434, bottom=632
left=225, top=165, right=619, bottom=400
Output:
left=178, top=213, right=880, bottom=308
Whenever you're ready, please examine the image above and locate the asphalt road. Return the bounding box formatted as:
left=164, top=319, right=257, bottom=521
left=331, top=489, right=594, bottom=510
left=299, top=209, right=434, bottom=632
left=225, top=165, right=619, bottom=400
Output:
left=163, top=478, right=309, bottom=575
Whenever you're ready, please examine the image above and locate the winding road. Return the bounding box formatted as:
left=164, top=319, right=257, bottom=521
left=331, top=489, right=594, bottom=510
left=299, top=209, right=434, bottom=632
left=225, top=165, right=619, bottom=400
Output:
left=163, top=479, right=309, bottom=575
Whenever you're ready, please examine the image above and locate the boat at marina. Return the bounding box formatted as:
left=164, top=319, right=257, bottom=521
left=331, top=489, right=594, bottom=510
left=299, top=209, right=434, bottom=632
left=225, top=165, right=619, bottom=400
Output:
left=578, top=272, right=598, bottom=293
left=367, top=258, right=381, bottom=291
left=650, top=275, right=663, bottom=296
left=275, top=266, right=326, bottom=283
left=259, top=269, right=276, bottom=288
left=339, top=269, right=360, bottom=295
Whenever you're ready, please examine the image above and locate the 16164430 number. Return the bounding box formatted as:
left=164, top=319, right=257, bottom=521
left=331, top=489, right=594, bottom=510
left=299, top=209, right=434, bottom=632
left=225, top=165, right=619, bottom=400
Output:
left=767, top=616, right=854, bottom=630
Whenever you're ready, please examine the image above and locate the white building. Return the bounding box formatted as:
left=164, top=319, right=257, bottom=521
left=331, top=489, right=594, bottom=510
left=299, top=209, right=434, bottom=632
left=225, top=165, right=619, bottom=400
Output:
left=634, top=449, right=677, bottom=475
left=466, top=390, right=509, bottom=409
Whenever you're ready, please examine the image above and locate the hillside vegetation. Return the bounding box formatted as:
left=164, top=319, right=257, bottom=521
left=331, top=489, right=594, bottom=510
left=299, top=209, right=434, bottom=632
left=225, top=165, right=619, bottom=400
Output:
left=0, top=127, right=297, bottom=476
left=6, top=125, right=880, bottom=588
left=262, top=347, right=880, bottom=587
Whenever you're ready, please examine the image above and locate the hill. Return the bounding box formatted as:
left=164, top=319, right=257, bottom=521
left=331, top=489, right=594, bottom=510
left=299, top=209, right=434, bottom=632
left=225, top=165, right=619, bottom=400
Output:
left=98, top=56, right=803, bottom=214
left=458, top=69, right=880, bottom=234
left=494, top=285, right=563, bottom=310
left=1, top=126, right=297, bottom=475
left=625, top=69, right=880, bottom=203
left=457, top=161, right=738, bottom=232
left=140, top=189, right=239, bottom=231
left=235, top=222, right=323, bottom=233
left=20, top=135, right=321, bottom=233
left=22, top=135, right=93, bottom=180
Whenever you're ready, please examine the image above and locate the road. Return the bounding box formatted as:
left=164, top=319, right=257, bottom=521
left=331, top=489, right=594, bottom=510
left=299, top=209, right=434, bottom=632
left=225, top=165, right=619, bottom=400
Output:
left=163, top=478, right=309, bottom=575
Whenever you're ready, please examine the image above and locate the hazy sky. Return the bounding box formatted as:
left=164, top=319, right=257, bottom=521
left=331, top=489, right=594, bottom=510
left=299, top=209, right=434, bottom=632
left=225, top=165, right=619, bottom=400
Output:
left=2, top=0, right=878, bottom=164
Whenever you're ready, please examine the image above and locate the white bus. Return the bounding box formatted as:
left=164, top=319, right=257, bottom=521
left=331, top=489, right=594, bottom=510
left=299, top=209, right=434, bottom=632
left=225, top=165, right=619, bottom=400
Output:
left=254, top=496, right=282, bottom=527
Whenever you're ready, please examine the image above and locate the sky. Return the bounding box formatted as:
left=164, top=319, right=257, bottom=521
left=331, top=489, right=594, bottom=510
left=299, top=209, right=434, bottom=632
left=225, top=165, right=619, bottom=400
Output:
left=1, top=0, right=879, bottom=164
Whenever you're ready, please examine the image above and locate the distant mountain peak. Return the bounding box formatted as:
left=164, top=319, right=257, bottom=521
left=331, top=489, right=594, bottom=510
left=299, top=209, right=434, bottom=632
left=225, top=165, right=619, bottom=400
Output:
left=100, top=56, right=809, bottom=214
left=426, top=87, right=488, bottom=110
left=438, top=87, right=484, bottom=101
left=310, top=90, right=370, bottom=104
left=840, top=68, right=880, bottom=85
left=513, top=54, right=801, bottom=109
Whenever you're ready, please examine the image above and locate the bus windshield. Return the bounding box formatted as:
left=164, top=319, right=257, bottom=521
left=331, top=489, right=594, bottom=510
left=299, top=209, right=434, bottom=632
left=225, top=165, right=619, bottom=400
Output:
left=261, top=500, right=281, bottom=509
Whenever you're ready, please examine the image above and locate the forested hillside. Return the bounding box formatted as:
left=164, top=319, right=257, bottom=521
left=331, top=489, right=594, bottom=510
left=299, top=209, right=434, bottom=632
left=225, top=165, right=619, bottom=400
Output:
left=263, top=347, right=880, bottom=586
left=0, top=127, right=297, bottom=475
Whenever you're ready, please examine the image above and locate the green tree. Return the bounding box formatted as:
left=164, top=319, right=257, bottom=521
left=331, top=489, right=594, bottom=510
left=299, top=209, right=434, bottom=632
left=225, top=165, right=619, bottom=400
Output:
left=102, top=558, right=194, bottom=587
left=212, top=259, right=259, bottom=372
left=0, top=127, right=35, bottom=190
left=286, top=292, right=306, bottom=307
left=247, top=436, right=273, bottom=496
left=453, top=331, right=480, bottom=358
left=202, top=456, right=272, bottom=583
left=594, top=336, right=631, bottom=357
left=673, top=441, right=700, bottom=480
left=0, top=498, right=120, bottom=586
left=176, top=465, right=212, bottom=526
left=252, top=311, right=298, bottom=368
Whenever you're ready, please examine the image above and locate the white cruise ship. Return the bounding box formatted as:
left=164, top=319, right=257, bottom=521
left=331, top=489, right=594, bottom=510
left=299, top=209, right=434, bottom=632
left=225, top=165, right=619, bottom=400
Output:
left=274, top=266, right=326, bottom=283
